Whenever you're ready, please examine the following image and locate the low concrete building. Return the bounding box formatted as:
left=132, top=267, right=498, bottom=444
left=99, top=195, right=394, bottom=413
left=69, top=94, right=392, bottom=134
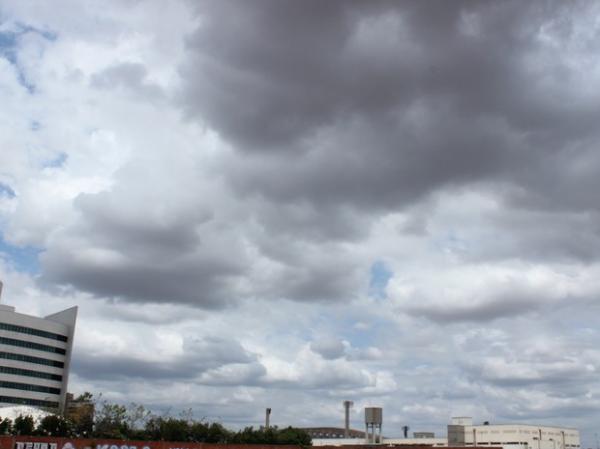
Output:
left=309, top=428, right=446, bottom=446
left=312, top=438, right=368, bottom=446
left=447, top=417, right=580, bottom=449
left=381, top=438, right=448, bottom=446
left=311, top=417, right=579, bottom=449
left=0, top=281, right=77, bottom=413
left=303, top=427, right=366, bottom=439
left=415, top=433, right=436, bottom=439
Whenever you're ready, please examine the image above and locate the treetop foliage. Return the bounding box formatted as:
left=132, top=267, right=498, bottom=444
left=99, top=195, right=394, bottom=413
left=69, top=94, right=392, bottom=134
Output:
left=0, top=393, right=311, bottom=446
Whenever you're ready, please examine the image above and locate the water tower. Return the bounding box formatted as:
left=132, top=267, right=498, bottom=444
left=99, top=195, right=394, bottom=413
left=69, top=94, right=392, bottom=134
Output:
left=364, top=407, right=382, bottom=444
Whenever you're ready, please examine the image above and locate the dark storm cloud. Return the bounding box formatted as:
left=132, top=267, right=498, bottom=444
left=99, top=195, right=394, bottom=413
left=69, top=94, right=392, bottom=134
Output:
left=91, top=62, right=164, bottom=99
left=40, top=184, right=248, bottom=308
left=72, top=336, right=260, bottom=381
left=310, top=337, right=345, bottom=360
left=182, top=0, right=363, bottom=150
left=408, top=297, right=542, bottom=323
left=73, top=190, right=208, bottom=257
left=197, top=362, right=267, bottom=386
left=181, top=0, right=600, bottom=214
left=38, top=169, right=365, bottom=306
left=42, top=243, right=242, bottom=308
left=34, top=0, right=600, bottom=312
left=72, top=353, right=191, bottom=380
left=277, top=258, right=361, bottom=303
left=454, top=208, right=600, bottom=264
left=248, top=199, right=369, bottom=243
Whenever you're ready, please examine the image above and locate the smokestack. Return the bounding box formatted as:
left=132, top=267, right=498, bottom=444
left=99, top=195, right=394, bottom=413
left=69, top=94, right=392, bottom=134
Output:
left=265, top=408, right=271, bottom=429
left=0, top=280, right=3, bottom=300
left=343, top=401, right=353, bottom=438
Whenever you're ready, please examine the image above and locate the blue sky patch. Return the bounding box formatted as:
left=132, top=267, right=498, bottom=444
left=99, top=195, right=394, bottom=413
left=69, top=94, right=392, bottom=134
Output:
left=0, top=28, right=33, bottom=92
left=43, top=152, right=68, bottom=169
left=0, top=29, right=18, bottom=64
left=0, top=22, right=56, bottom=94
left=0, top=235, right=41, bottom=274
left=368, top=260, right=393, bottom=300
left=0, top=183, right=16, bottom=198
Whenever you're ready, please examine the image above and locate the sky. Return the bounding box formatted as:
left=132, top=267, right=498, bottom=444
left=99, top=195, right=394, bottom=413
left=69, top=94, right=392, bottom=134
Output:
left=1, top=0, right=600, bottom=445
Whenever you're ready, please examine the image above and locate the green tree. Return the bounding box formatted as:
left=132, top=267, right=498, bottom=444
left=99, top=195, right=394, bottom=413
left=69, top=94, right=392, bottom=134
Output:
left=36, top=415, right=73, bottom=437
left=0, top=418, right=12, bottom=435
left=230, top=426, right=311, bottom=446
left=231, top=426, right=275, bottom=444
left=13, top=415, right=34, bottom=436
left=93, top=401, right=130, bottom=439
left=188, top=421, right=209, bottom=442
left=76, top=392, right=94, bottom=402
left=230, top=426, right=257, bottom=444
left=66, top=392, right=310, bottom=445
left=160, top=418, right=190, bottom=442
left=67, top=392, right=95, bottom=437
left=144, top=416, right=191, bottom=442
left=126, top=403, right=152, bottom=440
left=189, top=421, right=230, bottom=443
left=205, top=422, right=231, bottom=443
left=276, top=426, right=312, bottom=446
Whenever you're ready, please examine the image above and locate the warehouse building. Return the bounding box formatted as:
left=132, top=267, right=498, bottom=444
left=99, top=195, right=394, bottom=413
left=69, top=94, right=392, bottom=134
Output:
left=447, top=417, right=580, bottom=449
left=303, top=427, right=366, bottom=439
left=0, top=281, right=77, bottom=413
left=310, top=409, right=580, bottom=449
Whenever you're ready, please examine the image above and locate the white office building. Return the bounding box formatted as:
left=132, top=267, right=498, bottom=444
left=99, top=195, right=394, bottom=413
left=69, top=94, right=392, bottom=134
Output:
left=0, top=281, right=77, bottom=413
left=448, top=417, right=580, bottom=449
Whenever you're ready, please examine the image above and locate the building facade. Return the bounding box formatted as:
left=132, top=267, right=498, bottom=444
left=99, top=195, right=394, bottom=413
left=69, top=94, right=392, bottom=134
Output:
left=310, top=417, right=579, bottom=449
left=447, top=417, right=580, bottom=449
left=0, top=281, right=77, bottom=413
left=303, top=427, right=366, bottom=439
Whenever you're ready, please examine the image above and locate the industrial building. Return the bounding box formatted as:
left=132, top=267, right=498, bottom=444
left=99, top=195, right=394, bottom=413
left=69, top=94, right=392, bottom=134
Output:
left=310, top=404, right=447, bottom=446
left=312, top=435, right=447, bottom=447
left=448, top=417, right=580, bottom=449
left=310, top=404, right=580, bottom=449
left=303, top=427, right=366, bottom=439
left=0, top=281, right=77, bottom=413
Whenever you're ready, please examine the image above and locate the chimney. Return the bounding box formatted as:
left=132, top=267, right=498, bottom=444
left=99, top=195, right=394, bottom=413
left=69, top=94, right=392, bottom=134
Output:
left=343, top=401, right=353, bottom=438
left=265, top=408, right=271, bottom=429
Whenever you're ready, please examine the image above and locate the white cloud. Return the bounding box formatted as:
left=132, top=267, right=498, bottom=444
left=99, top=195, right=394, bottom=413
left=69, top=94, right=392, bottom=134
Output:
left=2, top=1, right=600, bottom=446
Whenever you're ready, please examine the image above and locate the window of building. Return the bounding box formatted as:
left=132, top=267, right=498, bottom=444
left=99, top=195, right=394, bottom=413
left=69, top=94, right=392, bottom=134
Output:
left=0, top=365, right=62, bottom=381
left=0, top=380, right=60, bottom=395
left=0, top=322, right=68, bottom=342
left=0, top=336, right=66, bottom=355
left=0, top=395, right=58, bottom=408
left=0, top=351, right=64, bottom=368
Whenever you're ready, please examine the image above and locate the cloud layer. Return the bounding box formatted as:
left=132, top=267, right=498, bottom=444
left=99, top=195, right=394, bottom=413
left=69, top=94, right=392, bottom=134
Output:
left=1, top=0, right=600, bottom=446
